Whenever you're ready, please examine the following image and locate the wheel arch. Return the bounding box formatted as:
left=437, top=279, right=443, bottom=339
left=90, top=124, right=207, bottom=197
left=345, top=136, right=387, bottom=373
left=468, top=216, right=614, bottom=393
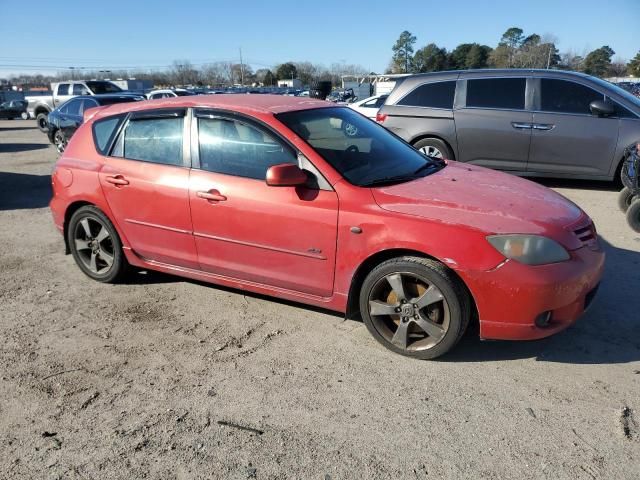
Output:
left=62, top=201, right=95, bottom=253
left=345, top=248, right=477, bottom=327
left=409, top=134, right=456, bottom=160
left=34, top=104, right=52, bottom=116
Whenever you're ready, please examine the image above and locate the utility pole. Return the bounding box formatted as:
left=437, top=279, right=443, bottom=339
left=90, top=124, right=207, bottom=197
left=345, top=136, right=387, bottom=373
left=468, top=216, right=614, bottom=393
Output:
left=239, top=48, right=244, bottom=86
left=546, top=44, right=552, bottom=69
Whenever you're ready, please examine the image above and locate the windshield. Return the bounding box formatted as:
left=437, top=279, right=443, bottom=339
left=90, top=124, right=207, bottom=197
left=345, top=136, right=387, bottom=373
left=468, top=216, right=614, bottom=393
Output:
left=86, top=81, right=123, bottom=94
left=276, top=107, right=443, bottom=186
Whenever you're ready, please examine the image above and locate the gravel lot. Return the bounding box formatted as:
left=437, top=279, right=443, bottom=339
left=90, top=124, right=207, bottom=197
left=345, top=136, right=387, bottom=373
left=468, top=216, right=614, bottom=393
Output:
left=1, top=119, right=639, bottom=479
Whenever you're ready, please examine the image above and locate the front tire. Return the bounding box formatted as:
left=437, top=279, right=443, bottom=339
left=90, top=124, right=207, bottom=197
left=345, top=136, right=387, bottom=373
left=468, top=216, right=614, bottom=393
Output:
left=618, top=187, right=636, bottom=213
left=413, top=138, right=452, bottom=160
left=67, top=206, right=128, bottom=283
left=36, top=112, right=49, bottom=132
left=626, top=198, right=640, bottom=233
left=359, top=256, right=470, bottom=360
left=53, top=129, right=67, bottom=153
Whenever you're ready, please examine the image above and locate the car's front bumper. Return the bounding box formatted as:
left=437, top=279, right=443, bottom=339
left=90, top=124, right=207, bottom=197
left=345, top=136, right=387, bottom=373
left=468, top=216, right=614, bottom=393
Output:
left=460, top=244, right=605, bottom=341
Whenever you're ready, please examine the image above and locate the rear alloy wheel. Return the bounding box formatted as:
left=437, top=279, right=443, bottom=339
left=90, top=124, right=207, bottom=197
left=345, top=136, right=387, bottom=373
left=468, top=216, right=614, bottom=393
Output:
left=360, top=257, right=469, bottom=359
left=626, top=198, right=640, bottom=233
left=68, top=206, right=127, bottom=283
left=413, top=138, right=452, bottom=160
left=53, top=129, right=67, bottom=153
left=618, top=187, right=636, bottom=213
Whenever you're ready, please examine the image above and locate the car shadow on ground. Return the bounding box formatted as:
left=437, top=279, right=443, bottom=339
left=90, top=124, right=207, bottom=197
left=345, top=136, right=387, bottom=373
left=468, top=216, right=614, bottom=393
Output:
left=446, top=237, right=640, bottom=364
left=0, top=126, right=37, bottom=132
left=0, top=171, right=52, bottom=210
left=0, top=143, right=50, bottom=153
left=532, top=177, right=619, bottom=192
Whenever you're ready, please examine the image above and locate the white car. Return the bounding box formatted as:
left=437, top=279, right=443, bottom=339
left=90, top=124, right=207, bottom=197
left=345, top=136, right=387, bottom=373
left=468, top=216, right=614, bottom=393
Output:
left=348, top=94, right=388, bottom=119
left=146, top=89, right=195, bottom=100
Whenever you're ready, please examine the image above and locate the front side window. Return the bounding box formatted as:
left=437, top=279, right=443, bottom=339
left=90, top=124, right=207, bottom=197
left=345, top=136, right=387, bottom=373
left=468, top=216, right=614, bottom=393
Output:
left=73, top=84, right=90, bottom=95
left=198, top=116, right=296, bottom=179
left=398, top=81, right=456, bottom=109
left=123, top=117, right=184, bottom=166
left=466, top=78, right=526, bottom=110
left=540, top=79, right=603, bottom=115
left=64, top=99, right=82, bottom=116
left=277, top=107, right=444, bottom=187
left=57, top=84, right=70, bottom=96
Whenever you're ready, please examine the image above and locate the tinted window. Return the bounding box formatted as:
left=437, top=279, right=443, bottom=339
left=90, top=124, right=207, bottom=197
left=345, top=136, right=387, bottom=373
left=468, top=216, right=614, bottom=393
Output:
left=123, top=117, right=184, bottom=166
left=96, top=96, right=141, bottom=106
left=466, top=78, right=526, bottom=110
left=541, top=79, right=603, bottom=115
left=277, top=107, right=443, bottom=187
left=82, top=99, right=98, bottom=112
left=57, top=84, right=70, bottom=96
left=198, top=116, right=296, bottom=179
left=73, top=84, right=90, bottom=95
left=93, top=115, right=124, bottom=154
left=398, top=81, right=456, bottom=109
left=65, top=99, right=82, bottom=116
left=86, top=81, right=122, bottom=94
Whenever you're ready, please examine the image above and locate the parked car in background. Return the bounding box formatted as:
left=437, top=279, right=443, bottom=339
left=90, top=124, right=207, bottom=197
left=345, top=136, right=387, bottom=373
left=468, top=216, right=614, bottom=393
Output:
left=0, top=99, right=28, bottom=119
left=377, top=69, right=640, bottom=181
left=26, top=80, right=124, bottom=132
left=348, top=95, right=389, bottom=119
left=50, top=95, right=603, bottom=360
left=146, top=89, right=196, bottom=100
left=616, top=82, right=640, bottom=98
left=47, top=94, right=144, bottom=152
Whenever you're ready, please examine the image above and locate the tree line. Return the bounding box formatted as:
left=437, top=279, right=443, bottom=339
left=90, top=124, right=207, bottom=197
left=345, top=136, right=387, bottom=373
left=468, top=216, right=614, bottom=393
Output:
left=389, top=27, right=640, bottom=78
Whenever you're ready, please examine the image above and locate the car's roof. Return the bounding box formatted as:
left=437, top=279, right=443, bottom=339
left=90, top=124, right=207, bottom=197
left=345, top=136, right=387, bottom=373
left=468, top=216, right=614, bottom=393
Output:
left=92, top=94, right=333, bottom=120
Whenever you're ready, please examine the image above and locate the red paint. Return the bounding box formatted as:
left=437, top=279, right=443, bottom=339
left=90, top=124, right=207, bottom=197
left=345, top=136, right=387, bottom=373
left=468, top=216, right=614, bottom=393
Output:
left=50, top=95, right=604, bottom=342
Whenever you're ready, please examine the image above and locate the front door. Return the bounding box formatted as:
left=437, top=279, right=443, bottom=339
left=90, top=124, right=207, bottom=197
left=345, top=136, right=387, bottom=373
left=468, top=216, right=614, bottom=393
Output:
left=189, top=111, right=338, bottom=297
left=454, top=76, right=532, bottom=171
left=98, top=108, right=198, bottom=269
left=527, top=78, right=619, bottom=177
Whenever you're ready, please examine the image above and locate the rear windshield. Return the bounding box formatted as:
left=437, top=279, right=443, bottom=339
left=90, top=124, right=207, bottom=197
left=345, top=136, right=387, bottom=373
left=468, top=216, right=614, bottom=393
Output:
left=86, top=81, right=123, bottom=94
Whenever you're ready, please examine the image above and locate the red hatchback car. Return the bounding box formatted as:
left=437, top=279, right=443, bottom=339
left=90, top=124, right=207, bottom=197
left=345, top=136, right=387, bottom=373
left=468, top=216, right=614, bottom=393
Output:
left=50, top=95, right=605, bottom=359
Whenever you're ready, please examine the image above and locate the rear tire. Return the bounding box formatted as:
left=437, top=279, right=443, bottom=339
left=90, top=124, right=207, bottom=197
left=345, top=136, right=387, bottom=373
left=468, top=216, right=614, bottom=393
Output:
left=36, top=112, right=49, bottom=132
left=413, top=138, right=453, bottom=160
left=618, top=187, right=636, bottom=213
left=626, top=198, right=640, bottom=233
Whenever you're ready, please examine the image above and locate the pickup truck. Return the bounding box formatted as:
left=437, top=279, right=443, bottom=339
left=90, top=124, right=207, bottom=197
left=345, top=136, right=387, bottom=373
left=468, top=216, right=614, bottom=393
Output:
left=26, top=80, right=124, bottom=132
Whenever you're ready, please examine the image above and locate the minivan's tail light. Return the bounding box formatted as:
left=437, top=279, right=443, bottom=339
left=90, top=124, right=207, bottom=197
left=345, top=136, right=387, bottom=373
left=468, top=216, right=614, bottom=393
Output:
left=375, top=112, right=387, bottom=123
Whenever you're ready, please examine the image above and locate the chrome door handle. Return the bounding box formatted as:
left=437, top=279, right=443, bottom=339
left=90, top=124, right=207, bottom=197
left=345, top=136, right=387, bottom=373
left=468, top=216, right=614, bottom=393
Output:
left=511, top=122, right=533, bottom=129
left=532, top=123, right=555, bottom=131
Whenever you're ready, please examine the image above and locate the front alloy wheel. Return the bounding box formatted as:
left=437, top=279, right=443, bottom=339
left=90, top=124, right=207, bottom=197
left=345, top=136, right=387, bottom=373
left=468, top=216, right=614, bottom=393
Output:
left=360, top=257, right=469, bottom=359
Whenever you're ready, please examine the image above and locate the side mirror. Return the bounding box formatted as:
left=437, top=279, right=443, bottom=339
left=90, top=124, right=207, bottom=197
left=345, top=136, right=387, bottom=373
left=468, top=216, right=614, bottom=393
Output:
left=590, top=100, right=615, bottom=117
left=266, top=163, right=308, bottom=187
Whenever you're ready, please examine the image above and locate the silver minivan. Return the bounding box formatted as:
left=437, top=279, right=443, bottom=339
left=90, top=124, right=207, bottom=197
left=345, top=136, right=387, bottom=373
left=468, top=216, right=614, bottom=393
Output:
left=377, top=69, right=640, bottom=181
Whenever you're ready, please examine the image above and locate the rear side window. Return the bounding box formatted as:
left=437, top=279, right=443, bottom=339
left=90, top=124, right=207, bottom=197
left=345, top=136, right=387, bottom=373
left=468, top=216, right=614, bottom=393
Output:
left=123, top=117, right=184, bottom=166
left=92, top=115, right=124, bottom=154
left=57, top=84, right=70, bottom=96
left=466, top=78, right=526, bottom=110
left=398, top=81, right=456, bottom=109
left=198, top=116, right=296, bottom=180
left=540, top=79, right=603, bottom=115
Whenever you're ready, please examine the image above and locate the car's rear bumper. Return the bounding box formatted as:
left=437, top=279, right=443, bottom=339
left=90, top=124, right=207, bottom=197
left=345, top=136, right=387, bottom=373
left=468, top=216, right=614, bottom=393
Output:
left=461, top=244, right=605, bottom=341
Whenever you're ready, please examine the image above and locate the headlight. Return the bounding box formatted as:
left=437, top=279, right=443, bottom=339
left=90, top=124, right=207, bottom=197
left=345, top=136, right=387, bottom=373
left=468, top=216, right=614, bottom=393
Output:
left=487, top=235, right=570, bottom=265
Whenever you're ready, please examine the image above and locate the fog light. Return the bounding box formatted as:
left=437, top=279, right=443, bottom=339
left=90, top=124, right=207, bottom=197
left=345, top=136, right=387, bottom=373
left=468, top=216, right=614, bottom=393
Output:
left=535, top=311, right=552, bottom=328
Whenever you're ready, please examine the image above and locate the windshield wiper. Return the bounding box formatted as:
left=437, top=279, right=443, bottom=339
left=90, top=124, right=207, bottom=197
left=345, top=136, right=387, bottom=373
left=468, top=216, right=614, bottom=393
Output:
left=360, top=174, right=422, bottom=187
left=413, top=160, right=445, bottom=175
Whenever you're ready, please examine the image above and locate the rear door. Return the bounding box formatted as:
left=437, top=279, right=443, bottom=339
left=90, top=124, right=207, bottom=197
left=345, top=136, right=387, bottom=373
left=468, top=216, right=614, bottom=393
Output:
left=98, top=108, right=199, bottom=269
left=527, top=77, right=619, bottom=177
left=189, top=110, right=338, bottom=297
left=454, top=76, right=532, bottom=171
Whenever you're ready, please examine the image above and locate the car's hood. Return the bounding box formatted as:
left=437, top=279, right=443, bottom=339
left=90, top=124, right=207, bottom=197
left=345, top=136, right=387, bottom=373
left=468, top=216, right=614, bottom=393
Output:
left=371, top=161, right=586, bottom=246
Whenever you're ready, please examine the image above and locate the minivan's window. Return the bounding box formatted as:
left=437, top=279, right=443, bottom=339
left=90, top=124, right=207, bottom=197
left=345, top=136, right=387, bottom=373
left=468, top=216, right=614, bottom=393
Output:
left=198, top=117, right=296, bottom=179
left=86, top=81, right=123, bottom=94
left=93, top=116, right=124, bottom=154
left=57, top=84, right=70, bottom=96
left=277, top=107, right=444, bottom=187
left=540, top=79, right=603, bottom=115
left=466, top=78, right=526, bottom=110
left=123, top=117, right=184, bottom=165
left=398, top=81, right=456, bottom=109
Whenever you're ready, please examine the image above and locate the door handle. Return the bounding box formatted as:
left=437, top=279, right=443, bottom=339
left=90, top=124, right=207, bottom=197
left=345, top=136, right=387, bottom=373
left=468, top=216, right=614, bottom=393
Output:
left=196, top=189, right=227, bottom=202
left=511, top=122, right=533, bottom=130
left=532, top=123, right=555, bottom=131
left=105, top=175, right=129, bottom=186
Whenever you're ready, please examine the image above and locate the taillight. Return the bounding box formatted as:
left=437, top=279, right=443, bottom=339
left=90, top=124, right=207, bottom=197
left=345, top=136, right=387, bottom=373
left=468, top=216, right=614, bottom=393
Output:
left=376, top=112, right=387, bottom=123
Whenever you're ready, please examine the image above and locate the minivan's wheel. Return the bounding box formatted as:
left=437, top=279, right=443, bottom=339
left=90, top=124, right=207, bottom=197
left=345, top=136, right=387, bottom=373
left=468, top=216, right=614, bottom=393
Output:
left=53, top=129, right=67, bottom=153
left=626, top=198, right=640, bottom=233
left=413, top=138, right=452, bottom=160
left=359, top=256, right=470, bottom=360
left=618, top=187, right=636, bottom=213
left=68, top=206, right=128, bottom=283
left=36, top=112, right=49, bottom=132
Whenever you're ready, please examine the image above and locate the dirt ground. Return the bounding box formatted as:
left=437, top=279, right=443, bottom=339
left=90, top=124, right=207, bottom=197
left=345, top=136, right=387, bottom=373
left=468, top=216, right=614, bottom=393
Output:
left=0, top=119, right=639, bottom=479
